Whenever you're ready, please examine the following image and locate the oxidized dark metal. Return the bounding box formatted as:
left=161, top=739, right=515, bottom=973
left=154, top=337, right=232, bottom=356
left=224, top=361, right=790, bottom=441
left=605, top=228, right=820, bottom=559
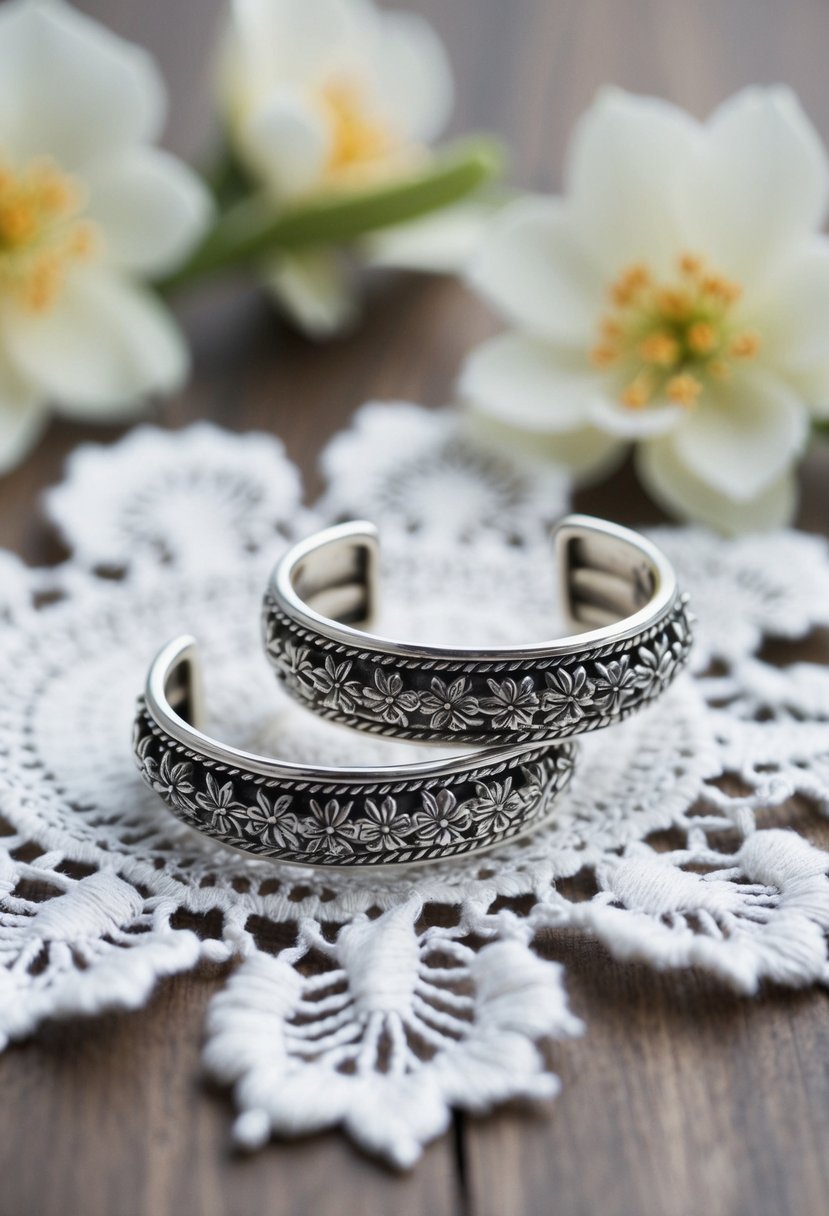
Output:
left=133, top=637, right=576, bottom=867
left=262, top=514, right=694, bottom=745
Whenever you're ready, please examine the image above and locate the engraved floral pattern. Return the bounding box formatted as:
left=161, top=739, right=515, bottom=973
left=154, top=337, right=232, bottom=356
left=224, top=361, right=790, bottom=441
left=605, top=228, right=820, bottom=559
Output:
left=139, top=743, right=196, bottom=811
left=359, top=796, right=415, bottom=851
left=542, top=665, right=595, bottom=726
left=134, top=715, right=574, bottom=865
left=418, top=676, right=482, bottom=730
left=244, top=790, right=300, bottom=848
left=268, top=637, right=313, bottom=689
left=593, top=656, right=638, bottom=713
left=262, top=594, right=694, bottom=742
left=195, top=774, right=247, bottom=834
left=634, top=636, right=678, bottom=697
left=360, top=669, right=419, bottom=725
left=303, top=799, right=356, bottom=855
left=413, top=789, right=471, bottom=846
left=469, top=778, right=524, bottom=833
left=481, top=675, right=539, bottom=729
left=310, top=655, right=363, bottom=714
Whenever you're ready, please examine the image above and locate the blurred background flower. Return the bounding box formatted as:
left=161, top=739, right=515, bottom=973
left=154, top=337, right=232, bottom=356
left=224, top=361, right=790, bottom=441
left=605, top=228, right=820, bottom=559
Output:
left=461, top=86, right=829, bottom=532
left=0, top=0, right=211, bottom=473
left=203, top=0, right=499, bottom=336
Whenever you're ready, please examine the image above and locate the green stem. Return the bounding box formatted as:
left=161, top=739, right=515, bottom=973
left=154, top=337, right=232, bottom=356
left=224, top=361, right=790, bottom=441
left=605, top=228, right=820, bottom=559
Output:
left=159, top=136, right=502, bottom=294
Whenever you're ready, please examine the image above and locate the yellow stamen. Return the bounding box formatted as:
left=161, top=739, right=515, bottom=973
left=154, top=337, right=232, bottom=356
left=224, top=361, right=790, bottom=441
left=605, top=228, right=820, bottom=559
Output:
left=656, top=287, right=691, bottom=320
left=590, top=342, right=620, bottom=368
left=318, top=79, right=395, bottom=178
left=620, top=373, right=654, bottom=409
left=0, top=155, right=101, bottom=313
left=678, top=252, right=704, bottom=278
left=610, top=263, right=651, bottom=307
left=730, top=330, right=761, bottom=358
left=0, top=203, right=37, bottom=246
left=687, top=321, right=717, bottom=355
left=639, top=332, right=679, bottom=366
left=666, top=373, right=702, bottom=407
left=589, top=250, right=761, bottom=413
left=702, top=273, right=741, bottom=304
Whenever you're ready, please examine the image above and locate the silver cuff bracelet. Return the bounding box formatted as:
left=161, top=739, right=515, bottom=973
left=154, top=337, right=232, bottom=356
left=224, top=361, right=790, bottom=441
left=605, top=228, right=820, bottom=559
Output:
left=262, top=514, right=693, bottom=745
left=133, top=636, right=577, bottom=867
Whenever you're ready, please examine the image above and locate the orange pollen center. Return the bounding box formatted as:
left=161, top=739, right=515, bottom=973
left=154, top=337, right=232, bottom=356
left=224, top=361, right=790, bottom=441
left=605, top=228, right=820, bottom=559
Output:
left=589, top=252, right=761, bottom=410
left=317, top=79, right=396, bottom=178
left=0, top=155, right=100, bottom=313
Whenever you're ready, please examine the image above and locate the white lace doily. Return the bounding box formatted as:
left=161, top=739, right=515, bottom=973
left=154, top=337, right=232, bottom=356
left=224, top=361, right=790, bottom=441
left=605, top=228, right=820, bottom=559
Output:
left=2, top=404, right=829, bottom=1169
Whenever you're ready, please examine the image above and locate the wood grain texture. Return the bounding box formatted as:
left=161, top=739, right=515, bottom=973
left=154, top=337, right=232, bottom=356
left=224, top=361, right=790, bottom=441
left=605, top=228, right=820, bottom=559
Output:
left=0, top=1, right=828, bottom=1213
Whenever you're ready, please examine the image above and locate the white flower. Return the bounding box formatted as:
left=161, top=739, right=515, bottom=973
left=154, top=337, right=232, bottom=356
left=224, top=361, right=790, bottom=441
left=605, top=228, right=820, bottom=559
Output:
left=461, top=86, right=829, bottom=532
left=216, top=0, right=485, bottom=335
left=0, top=0, right=211, bottom=472
left=219, top=0, right=452, bottom=204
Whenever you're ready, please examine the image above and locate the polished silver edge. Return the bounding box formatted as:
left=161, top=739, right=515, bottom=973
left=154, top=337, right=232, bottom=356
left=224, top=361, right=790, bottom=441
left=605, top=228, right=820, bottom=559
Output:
left=144, top=635, right=555, bottom=785
left=270, top=513, right=678, bottom=660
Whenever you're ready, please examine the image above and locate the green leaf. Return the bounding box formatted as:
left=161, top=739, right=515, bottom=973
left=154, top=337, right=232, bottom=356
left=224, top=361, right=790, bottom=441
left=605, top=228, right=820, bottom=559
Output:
left=160, top=137, right=503, bottom=293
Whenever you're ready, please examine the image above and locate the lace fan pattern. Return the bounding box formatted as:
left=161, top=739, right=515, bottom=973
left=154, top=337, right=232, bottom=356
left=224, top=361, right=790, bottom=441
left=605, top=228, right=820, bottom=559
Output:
left=0, top=405, right=828, bottom=1168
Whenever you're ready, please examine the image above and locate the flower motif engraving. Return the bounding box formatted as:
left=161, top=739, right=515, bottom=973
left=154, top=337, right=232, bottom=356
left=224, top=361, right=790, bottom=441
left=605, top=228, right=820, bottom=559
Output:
left=268, top=637, right=315, bottom=691
left=418, top=676, right=482, bottom=730
left=413, top=788, right=470, bottom=845
left=359, top=796, right=415, bottom=851
left=360, top=669, right=419, bottom=725
left=634, top=636, right=678, bottom=697
left=593, top=656, right=638, bottom=713
left=244, top=790, right=300, bottom=849
left=481, top=676, right=539, bottom=730
left=670, top=605, right=694, bottom=656
left=310, top=655, right=363, bottom=713
left=541, top=665, right=595, bottom=726
left=138, top=743, right=196, bottom=812
left=195, top=773, right=247, bottom=834
left=469, top=778, right=524, bottom=834
left=302, top=799, right=356, bottom=855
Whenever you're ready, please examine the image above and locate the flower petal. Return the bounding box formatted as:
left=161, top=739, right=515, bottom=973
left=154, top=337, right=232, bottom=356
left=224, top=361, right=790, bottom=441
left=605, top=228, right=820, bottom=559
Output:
left=467, top=198, right=602, bottom=344
left=466, top=411, right=624, bottom=480
left=669, top=367, right=809, bottom=500
left=263, top=249, right=359, bottom=338
left=3, top=268, right=188, bottom=416
left=87, top=147, right=212, bottom=276
left=225, top=0, right=367, bottom=90
left=240, top=86, right=330, bottom=199
left=638, top=438, right=797, bottom=533
left=565, top=87, right=699, bottom=273
left=682, top=88, right=829, bottom=282
left=459, top=332, right=602, bottom=431
left=372, top=10, right=453, bottom=143
left=747, top=237, right=829, bottom=417
left=364, top=200, right=489, bottom=273
left=0, top=0, right=165, bottom=169
left=0, top=342, right=47, bottom=473
left=588, top=395, right=683, bottom=439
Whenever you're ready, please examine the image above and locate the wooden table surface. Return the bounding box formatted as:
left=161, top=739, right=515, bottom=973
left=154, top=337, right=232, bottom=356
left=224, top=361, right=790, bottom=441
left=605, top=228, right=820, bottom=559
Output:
left=2, top=2, right=829, bottom=1213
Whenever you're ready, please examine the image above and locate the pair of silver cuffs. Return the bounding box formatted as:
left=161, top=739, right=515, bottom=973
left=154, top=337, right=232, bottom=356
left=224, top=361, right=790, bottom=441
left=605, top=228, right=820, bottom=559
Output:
left=134, top=515, right=693, bottom=867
